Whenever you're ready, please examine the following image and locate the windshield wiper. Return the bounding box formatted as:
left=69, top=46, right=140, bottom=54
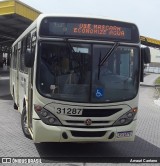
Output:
left=98, top=42, right=119, bottom=80
left=64, top=39, right=75, bottom=54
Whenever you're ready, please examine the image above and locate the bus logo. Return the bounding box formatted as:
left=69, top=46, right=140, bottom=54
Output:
left=95, top=88, right=104, bottom=98
left=84, top=119, right=92, bottom=126
left=2, top=158, right=12, bottom=163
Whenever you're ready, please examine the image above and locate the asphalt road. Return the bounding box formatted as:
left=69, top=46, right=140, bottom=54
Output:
left=0, top=70, right=160, bottom=165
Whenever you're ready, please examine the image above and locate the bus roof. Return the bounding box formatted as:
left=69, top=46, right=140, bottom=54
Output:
left=12, top=13, right=139, bottom=46
left=37, top=13, right=137, bottom=25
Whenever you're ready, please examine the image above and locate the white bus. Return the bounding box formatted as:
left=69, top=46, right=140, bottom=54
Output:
left=10, top=14, right=150, bottom=143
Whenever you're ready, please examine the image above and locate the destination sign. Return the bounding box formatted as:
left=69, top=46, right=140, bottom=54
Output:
left=72, top=23, right=129, bottom=39
left=48, top=22, right=131, bottom=40
left=40, top=17, right=139, bottom=42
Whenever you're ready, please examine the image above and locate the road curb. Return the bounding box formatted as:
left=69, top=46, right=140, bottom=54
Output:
left=140, top=84, right=155, bottom=87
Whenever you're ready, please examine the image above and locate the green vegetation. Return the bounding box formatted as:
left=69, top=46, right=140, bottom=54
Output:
left=155, top=77, right=160, bottom=97
left=155, top=77, right=160, bottom=85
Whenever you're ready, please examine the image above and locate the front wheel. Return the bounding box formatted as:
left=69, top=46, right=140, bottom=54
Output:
left=13, top=91, right=18, bottom=110
left=21, top=106, right=32, bottom=139
left=14, top=102, right=18, bottom=110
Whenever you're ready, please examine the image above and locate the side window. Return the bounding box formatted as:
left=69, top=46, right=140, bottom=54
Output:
left=31, top=32, right=36, bottom=55
left=20, top=34, right=31, bottom=73
left=13, top=46, right=18, bottom=69
left=11, top=48, right=14, bottom=68
left=20, top=39, right=26, bottom=72
left=25, top=34, right=32, bottom=72
left=26, top=35, right=31, bottom=49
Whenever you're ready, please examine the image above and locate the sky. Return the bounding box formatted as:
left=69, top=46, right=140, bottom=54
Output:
left=2, top=0, right=160, bottom=40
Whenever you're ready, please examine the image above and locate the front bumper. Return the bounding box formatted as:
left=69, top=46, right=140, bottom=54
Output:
left=32, top=119, right=136, bottom=143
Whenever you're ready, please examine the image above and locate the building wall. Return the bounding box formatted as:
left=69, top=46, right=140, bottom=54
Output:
left=150, top=47, right=160, bottom=63
left=144, top=48, right=160, bottom=73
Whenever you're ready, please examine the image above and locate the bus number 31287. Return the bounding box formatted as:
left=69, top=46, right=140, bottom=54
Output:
left=56, top=108, right=83, bottom=115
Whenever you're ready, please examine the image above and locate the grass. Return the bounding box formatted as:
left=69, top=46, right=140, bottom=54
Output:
left=155, top=77, right=160, bottom=85
left=155, top=77, right=160, bottom=97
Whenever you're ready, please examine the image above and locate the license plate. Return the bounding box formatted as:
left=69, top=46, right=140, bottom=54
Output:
left=56, top=107, right=83, bottom=115
left=117, top=131, right=133, bottom=138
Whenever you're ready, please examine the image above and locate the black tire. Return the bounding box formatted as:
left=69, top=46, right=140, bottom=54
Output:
left=13, top=90, right=18, bottom=110
left=14, top=102, right=18, bottom=110
left=21, top=106, right=32, bottom=139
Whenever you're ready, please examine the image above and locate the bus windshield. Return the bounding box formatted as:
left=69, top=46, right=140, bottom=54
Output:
left=37, top=41, right=139, bottom=103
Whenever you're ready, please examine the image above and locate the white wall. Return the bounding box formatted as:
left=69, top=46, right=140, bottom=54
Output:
left=150, top=47, right=160, bottom=63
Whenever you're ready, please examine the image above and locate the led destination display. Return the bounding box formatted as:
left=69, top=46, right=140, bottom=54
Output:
left=40, top=17, right=139, bottom=42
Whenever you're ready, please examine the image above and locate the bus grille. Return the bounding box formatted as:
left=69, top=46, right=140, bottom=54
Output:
left=70, top=108, right=121, bottom=117
left=60, top=108, right=122, bottom=128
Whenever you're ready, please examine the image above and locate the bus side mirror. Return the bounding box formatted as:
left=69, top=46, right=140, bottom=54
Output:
left=24, top=48, right=35, bottom=68
left=140, top=47, right=151, bottom=82
left=141, top=47, right=151, bottom=64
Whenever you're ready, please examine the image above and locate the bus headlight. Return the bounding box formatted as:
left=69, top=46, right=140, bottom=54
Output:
left=34, top=105, right=62, bottom=126
left=113, top=108, right=138, bottom=126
